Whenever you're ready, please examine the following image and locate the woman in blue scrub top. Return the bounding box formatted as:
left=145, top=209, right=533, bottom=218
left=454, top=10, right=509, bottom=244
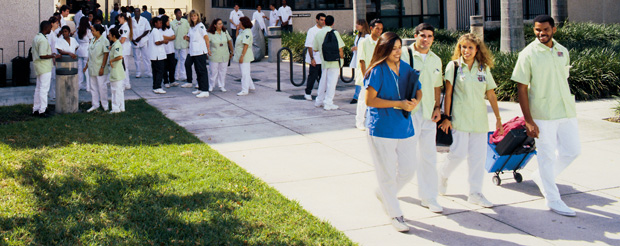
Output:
left=364, top=32, right=422, bottom=233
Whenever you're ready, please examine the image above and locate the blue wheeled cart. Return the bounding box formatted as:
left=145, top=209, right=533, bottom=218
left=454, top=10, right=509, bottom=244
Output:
left=486, top=131, right=537, bottom=186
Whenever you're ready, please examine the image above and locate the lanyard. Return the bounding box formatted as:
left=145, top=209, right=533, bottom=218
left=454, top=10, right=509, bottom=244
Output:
left=389, top=67, right=400, bottom=99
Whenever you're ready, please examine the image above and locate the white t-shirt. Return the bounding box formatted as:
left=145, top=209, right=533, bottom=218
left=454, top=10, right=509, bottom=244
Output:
left=148, top=28, right=167, bottom=60
left=46, top=33, right=58, bottom=55
left=162, top=28, right=175, bottom=54
left=74, top=10, right=83, bottom=26
left=55, top=37, right=79, bottom=54
left=304, top=25, right=322, bottom=64
left=252, top=11, right=267, bottom=31
left=132, top=17, right=151, bottom=47
left=269, top=10, right=279, bottom=27
left=60, top=16, right=68, bottom=28
left=188, top=23, right=209, bottom=56
left=278, top=6, right=292, bottom=25
left=74, top=29, right=92, bottom=58
left=229, top=10, right=244, bottom=30
left=119, top=23, right=132, bottom=56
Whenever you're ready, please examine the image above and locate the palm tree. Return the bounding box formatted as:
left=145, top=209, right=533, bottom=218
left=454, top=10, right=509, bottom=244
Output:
left=500, top=0, right=525, bottom=52
left=551, top=0, right=568, bottom=26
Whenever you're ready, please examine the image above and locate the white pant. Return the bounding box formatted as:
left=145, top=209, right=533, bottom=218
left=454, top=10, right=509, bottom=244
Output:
left=210, top=61, right=228, bottom=88
left=175, top=48, right=188, bottom=80
left=533, top=118, right=581, bottom=202
left=440, top=130, right=487, bottom=195
left=315, top=67, right=339, bottom=106
left=110, top=80, right=125, bottom=112
left=123, top=56, right=131, bottom=88
left=133, top=45, right=152, bottom=77
left=355, top=85, right=367, bottom=127
left=77, top=57, right=90, bottom=90
left=368, top=134, right=417, bottom=218
left=49, top=67, right=56, bottom=99
left=239, top=62, right=254, bottom=93
left=89, top=75, right=109, bottom=109
left=33, top=72, right=52, bottom=113
left=411, top=109, right=439, bottom=202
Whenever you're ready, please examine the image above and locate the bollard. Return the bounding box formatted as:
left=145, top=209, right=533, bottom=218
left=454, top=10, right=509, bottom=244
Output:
left=55, top=55, right=79, bottom=114
left=470, top=15, right=484, bottom=41
left=267, top=26, right=282, bottom=63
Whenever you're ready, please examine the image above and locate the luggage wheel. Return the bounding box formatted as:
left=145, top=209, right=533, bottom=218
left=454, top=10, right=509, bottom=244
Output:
left=513, top=172, right=523, bottom=183
left=492, top=175, right=501, bottom=186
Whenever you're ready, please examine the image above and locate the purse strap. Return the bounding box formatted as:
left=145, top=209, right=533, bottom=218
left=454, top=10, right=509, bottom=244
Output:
left=440, top=61, right=459, bottom=116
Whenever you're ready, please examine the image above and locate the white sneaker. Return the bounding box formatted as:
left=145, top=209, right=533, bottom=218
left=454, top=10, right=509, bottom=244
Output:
left=109, top=110, right=121, bottom=114
left=237, top=91, right=249, bottom=96
left=391, top=216, right=409, bottom=232
left=164, top=83, right=171, bottom=88
left=547, top=200, right=576, bottom=217
left=153, top=88, right=167, bottom=94
left=209, top=87, right=213, bottom=92
left=439, top=176, right=448, bottom=195
left=220, top=87, right=227, bottom=92
left=356, top=122, right=366, bottom=131
left=324, top=104, right=339, bottom=111
left=192, top=90, right=201, bottom=95
left=314, top=103, right=324, bottom=108
left=125, top=85, right=131, bottom=90
left=196, top=92, right=210, bottom=98
left=181, top=83, right=193, bottom=88
left=194, top=84, right=199, bottom=88
left=171, top=82, right=180, bottom=87
left=304, top=94, right=312, bottom=101
left=468, top=193, right=494, bottom=208
left=86, top=107, right=98, bottom=113
left=135, top=74, right=141, bottom=78
left=421, top=199, right=443, bottom=213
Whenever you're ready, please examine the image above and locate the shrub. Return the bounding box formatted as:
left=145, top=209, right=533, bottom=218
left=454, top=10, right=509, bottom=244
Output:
left=282, top=31, right=355, bottom=66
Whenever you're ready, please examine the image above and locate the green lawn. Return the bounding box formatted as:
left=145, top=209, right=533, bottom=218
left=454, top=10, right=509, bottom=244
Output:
left=0, top=100, right=355, bottom=245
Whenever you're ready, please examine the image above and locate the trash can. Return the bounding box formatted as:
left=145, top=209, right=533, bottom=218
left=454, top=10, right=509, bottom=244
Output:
left=55, top=55, right=79, bottom=114
left=267, top=26, right=282, bottom=63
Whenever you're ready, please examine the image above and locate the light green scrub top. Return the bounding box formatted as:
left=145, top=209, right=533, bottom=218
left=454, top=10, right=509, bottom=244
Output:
left=445, top=58, right=497, bottom=133
left=401, top=44, right=444, bottom=120
left=233, top=29, right=253, bottom=63
left=32, top=33, right=53, bottom=76
left=312, top=26, right=345, bottom=69
left=171, top=18, right=190, bottom=49
left=511, top=39, right=576, bottom=120
left=88, top=36, right=110, bottom=77
left=209, top=30, right=232, bottom=63
left=355, top=36, right=378, bottom=86
left=108, top=40, right=125, bottom=82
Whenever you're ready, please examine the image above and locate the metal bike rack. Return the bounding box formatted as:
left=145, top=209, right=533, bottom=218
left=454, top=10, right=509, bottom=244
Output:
left=340, top=67, right=355, bottom=83
left=276, top=47, right=306, bottom=92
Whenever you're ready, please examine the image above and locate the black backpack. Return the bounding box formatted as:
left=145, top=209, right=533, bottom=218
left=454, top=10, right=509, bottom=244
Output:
left=322, top=30, right=340, bottom=63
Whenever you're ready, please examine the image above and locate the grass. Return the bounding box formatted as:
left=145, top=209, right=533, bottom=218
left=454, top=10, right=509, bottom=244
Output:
left=0, top=100, right=356, bottom=245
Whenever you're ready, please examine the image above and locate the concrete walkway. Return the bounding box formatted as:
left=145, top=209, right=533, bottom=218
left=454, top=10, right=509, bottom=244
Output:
left=2, top=58, right=620, bottom=245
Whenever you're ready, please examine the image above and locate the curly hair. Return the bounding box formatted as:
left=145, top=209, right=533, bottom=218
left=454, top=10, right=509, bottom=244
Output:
left=451, top=33, right=494, bottom=68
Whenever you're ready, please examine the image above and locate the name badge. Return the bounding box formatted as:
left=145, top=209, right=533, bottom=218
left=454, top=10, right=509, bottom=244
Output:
left=219, top=43, right=223, bottom=47
left=557, top=51, right=564, bottom=57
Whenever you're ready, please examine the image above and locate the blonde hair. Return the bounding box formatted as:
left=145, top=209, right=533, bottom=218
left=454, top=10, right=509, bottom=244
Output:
left=452, top=33, right=494, bottom=68
left=188, top=10, right=200, bottom=27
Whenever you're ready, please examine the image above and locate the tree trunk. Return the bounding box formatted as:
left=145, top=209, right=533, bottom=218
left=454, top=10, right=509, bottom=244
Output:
left=551, top=0, right=568, bottom=26
left=500, top=0, right=525, bottom=52
left=353, top=0, right=366, bottom=29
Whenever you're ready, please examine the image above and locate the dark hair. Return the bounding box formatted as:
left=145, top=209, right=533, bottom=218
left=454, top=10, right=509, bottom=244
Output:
left=208, top=18, right=226, bottom=34
left=61, top=25, right=71, bottom=34
left=93, top=15, right=103, bottom=23
left=40, top=21, right=51, bottom=32
left=78, top=17, right=90, bottom=39
left=414, top=23, right=435, bottom=35
left=95, top=3, right=100, bottom=8
left=161, top=15, right=170, bottom=30
left=142, top=5, right=148, bottom=11
left=159, top=8, right=165, bottom=15
left=174, top=8, right=182, bottom=14
left=365, top=32, right=402, bottom=79
left=152, top=17, right=161, bottom=28
left=48, top=16, right=58, bottom=24
left=316, top=13, right=326, bottom=20
left=533, top=15, right=555, bottom=27
left=129, top=6, right=135, bottom=12
left=109, top=27, right=121, bottom=39
left=121, top=6, right=127, bottom=13
left=53, top=12, right=61, bottom=17
left=239, top=16, right=253, bottom=29
left=60, top=5, right=69, bottom=12
left=325, top=15, right=334, bottom=26
left=92, top=24, right=106, bottom=35
left=369, top=18, right=383, bottom=27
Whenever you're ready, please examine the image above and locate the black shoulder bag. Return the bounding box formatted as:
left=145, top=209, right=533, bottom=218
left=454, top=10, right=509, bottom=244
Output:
left=436, top=61, right=459, bottom=147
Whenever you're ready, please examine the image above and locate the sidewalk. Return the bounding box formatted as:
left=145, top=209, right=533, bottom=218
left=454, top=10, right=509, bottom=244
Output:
left=2, top=58, right=619, bottom=245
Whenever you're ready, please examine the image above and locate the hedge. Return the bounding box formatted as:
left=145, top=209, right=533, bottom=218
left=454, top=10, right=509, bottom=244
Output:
left=282, top=22, right=620, bottom=101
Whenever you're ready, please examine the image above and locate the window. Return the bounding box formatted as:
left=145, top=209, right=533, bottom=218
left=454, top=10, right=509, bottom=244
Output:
left=212, top=0, right=353, bottom=10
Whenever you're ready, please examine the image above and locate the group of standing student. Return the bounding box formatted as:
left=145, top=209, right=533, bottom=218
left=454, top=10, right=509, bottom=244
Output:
left=363, top=15, right=581, bottom=233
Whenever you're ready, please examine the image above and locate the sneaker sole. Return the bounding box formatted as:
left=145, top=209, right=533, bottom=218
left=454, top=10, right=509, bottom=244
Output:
left=550, top=208, right=576, bottom=217
left=420, top=202, right=443, bottom=213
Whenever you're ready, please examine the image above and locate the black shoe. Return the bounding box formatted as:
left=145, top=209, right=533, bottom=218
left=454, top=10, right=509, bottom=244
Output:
left=350, top=99, right=358, bottom=104
left=32, top=111, right=40, bottom=117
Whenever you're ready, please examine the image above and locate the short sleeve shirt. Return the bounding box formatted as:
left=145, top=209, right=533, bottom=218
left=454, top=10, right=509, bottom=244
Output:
left=304, top=25, right=322, bottom=64
left=401, top=44, right=443, bottom=120
left=209, top=30, right=232, bottom=63
left=188, top=23, right=209, bottom=56
left=511, top=39, right=576, bottom=120
left=445, top=58, right=497, bottom=133
left=75, top=29, right=93, bottom=58
left=148, top=28, right=167, bottom=60
left=32, top=33, right=53, bottom=76
left=171, top=18, right=190, bottom=49
left=312, top=27, right=345, bottom=69
left=365, top=61, right=418, bottom=139
left=252, top=11, right=267, bottom=30
left=229, top=10, right=244, bottom=29
left=278, top=6, right=293, bottom=24
left=55, top=37, right=79, bottom=54
left=119, top=23, right=132, bottom=56
left=108, top=40, right=125, bottom=82
left=269, top=10, right=279, bottom=26
left=233, top=29, right=254, bottom=63
left=88, top=36, right=110, bottom=77
left=132, top=17, right=151, bottom=47
left=355, top=36, right=378, bottom=86
left=162, top=28, right=175, bottom=54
